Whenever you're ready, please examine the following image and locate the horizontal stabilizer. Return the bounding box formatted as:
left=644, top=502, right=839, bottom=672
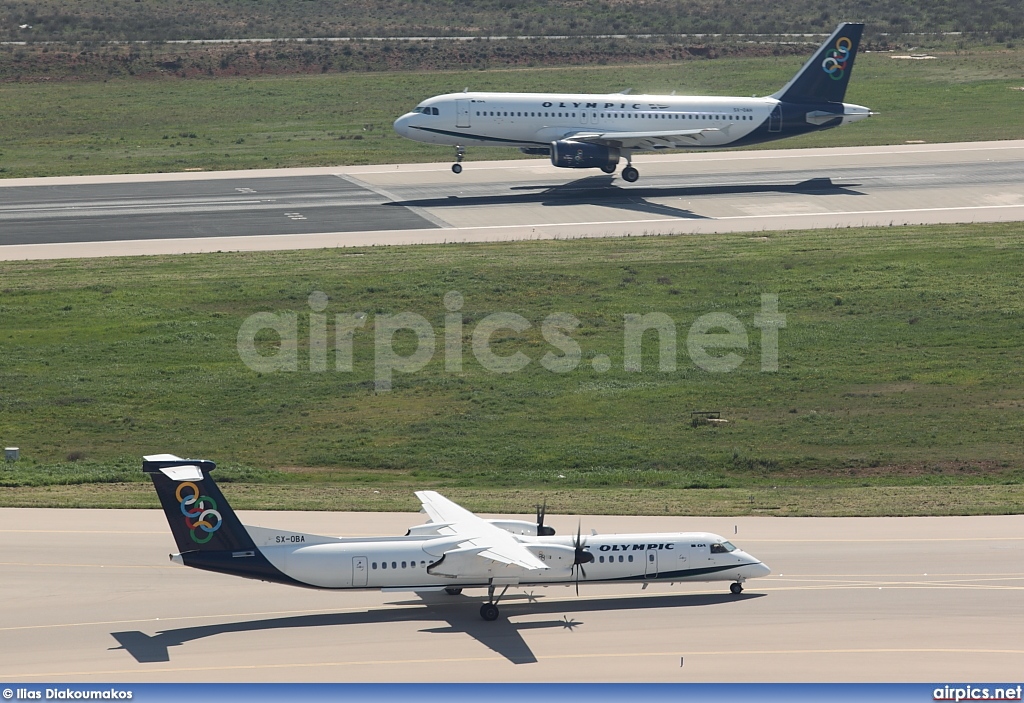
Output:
left=158, top=465, right=204, bottom=481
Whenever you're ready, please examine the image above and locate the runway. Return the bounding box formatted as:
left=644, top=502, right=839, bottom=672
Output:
left=0, top=140, right=1022, bottom=260
left=2, top=508, right=1022, bottom=682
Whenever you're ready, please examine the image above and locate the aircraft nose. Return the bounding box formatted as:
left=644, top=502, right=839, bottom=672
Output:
left=751, top=561, right=771, bottom=577
left=393, top=114, right=411, bottom=137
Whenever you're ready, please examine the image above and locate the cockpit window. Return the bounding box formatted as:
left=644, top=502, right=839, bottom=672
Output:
left=412, top=106, right=439, bottom=115
left=710, top=542, right=737, bottom=554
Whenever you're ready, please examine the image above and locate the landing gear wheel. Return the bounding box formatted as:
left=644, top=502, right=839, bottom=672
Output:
left=444, top=587, right=463, bottom=596
left=452, top=145, right=466, bottom=174
left=621, top=166, right=639, bottom=183
left=730, top=582, right=744, bottom=595
left=480, top=603, right=500, bottom=621
left=601, top=163, right=617, bottom=174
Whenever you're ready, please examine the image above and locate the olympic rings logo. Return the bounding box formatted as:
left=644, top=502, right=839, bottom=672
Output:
left=821, top=36, right=852, bottom=81
left=176, top=481, right=223, bottom=544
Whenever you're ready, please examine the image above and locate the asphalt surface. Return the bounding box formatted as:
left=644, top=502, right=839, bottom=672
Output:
left=1, top=508, right=1022, bottom=682
left=0, top=140, right=1022, bottom=259
left=0, top=175, right=436, bottom=246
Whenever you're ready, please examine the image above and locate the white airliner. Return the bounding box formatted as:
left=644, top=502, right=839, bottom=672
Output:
left=145, top=454, right=770, bottom=620
left=394, top=22, right=871, bottom=182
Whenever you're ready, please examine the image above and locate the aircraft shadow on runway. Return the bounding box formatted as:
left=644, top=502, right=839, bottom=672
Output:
left=109, top=590, right=763, bottom=666
left=384, top=175, right=863, bottom=220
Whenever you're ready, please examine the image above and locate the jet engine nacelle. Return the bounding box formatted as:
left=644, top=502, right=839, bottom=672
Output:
left=550, top=141, right=620, bottom=169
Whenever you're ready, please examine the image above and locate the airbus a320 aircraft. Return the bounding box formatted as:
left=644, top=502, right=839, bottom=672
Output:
left=393, top=23, right=871, bottom=182
left=145, top=454, right=770, bottom=620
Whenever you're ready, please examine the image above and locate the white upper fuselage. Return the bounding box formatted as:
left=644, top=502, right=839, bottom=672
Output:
left=242, top=526, right=770, bottom=590
left=393, top=90, right=869, bottom=150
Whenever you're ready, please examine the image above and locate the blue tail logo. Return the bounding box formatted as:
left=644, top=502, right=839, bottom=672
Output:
left=177, top=481, right=224, bottom=544
left=822, top=37, right=853, bottom=81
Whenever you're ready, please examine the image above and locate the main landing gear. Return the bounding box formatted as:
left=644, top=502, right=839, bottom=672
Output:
left=452, top=145, right=465, bottom=174
left=600, top=163, right=617, bottom=174
left=621, top=165, right=639, bottom=183
left=444, top=587, right=463, bottom=596
left=479, top=582, right=510, bottom=621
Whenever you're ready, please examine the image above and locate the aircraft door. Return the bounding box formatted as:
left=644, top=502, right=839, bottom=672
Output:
left=352, top=556, right=368, bottom=587
left=769, top=103, right=782, bottom=133
left=645, top=549, right=658, bottom=578
left=456, top=100, right=471, bottom=128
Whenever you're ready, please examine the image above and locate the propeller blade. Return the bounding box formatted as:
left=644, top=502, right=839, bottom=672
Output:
left=536, top=500, right=555, bottom=536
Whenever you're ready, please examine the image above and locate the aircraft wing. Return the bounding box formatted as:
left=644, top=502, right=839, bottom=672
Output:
left=415, top=490, right=548, bottom=571
left=566, top=127, right=719, bottom=150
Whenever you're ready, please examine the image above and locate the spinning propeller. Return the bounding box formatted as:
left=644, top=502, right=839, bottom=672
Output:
left=535, top=501, right=555, bottom=536
left=571, top=522, right=594, bottom=595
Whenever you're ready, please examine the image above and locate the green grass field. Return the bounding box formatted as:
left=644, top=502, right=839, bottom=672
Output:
left=1, top=47, right=1023, bottom=178
left=1, top=222, right=1023, bottom=515
left=1, top=39, right=1023, bottom=515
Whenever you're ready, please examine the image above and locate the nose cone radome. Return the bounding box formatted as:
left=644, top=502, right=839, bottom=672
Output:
left=750, top=561, right=771, bottom=578
left=393, top=113, right=412, bottom=137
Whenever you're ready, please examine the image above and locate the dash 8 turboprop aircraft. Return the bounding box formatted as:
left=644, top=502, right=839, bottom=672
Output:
left=393, top=22, right=870, bottom=182
left=146, top=454, right=770, bottom=620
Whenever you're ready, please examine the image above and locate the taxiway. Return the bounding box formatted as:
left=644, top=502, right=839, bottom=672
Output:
left=1, top=508, right=1021, bottom=682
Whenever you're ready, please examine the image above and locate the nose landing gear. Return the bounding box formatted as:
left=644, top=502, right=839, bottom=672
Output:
left=730, top=579, right=745, bottom=595
left=452, top=146, right=465, bottom=174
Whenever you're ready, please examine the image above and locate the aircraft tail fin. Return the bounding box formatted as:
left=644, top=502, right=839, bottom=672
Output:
left=143, top=454, right=257, bottom=554
left=771, top=22, right=864, bottom=104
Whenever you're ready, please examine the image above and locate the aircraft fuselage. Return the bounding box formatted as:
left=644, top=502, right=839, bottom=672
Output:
left=180, top=526, right=770, bottom=591
left=394, top=91, right=870, bottom=151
